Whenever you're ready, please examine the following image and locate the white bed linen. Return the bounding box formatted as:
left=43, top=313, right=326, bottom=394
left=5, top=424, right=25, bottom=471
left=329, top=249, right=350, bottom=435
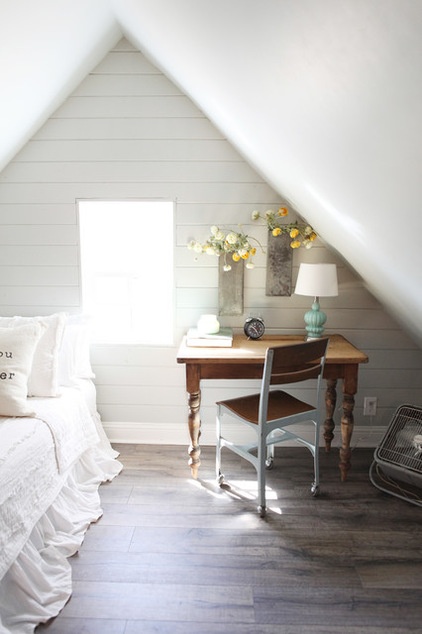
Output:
left=33, top=387, right=100, bottom=474
left=0, top=381, right=122, bottom=634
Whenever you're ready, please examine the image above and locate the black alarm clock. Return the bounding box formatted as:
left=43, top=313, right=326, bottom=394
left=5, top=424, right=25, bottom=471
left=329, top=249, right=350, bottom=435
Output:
left=244, top=316, right=265, bottom=340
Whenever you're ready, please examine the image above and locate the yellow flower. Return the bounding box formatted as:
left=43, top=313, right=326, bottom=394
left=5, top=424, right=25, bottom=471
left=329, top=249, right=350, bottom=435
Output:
left=241, top=252, right=249, bottom=259
left=232, top=252, right=241, bottom=262
left=250, top=247, right=256, bottom=256
left=250, top=205, right=318, bottom=249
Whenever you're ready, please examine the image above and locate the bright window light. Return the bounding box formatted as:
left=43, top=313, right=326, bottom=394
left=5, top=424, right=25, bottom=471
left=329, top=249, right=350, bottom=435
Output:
left=78, top=200, right=174, bottom=345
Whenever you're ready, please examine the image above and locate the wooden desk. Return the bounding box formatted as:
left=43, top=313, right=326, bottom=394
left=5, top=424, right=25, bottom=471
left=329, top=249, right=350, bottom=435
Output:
left=177, top=334, right=368, bottom=481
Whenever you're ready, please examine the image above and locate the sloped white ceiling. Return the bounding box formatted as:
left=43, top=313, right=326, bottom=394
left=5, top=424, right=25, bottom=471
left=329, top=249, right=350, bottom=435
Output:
left=1, top=0, right=422, bottom=345
left=0, top=0, right=121, bottom=170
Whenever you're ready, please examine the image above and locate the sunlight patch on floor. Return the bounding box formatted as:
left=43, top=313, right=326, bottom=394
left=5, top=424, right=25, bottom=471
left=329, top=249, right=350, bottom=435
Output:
left=187, top=476, right=284, bottom=514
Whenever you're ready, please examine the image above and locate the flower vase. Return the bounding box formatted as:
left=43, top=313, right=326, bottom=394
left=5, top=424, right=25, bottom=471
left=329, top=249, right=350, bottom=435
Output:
left=218, top=257, right=244, bottom=316
left=265, top=231, right=293, bottom=296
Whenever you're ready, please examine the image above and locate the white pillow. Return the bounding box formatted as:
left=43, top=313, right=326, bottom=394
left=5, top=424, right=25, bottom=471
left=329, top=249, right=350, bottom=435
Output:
left=0, top=323, right=44, bottom=416
left=58, top=314, right=95, bottom=387
left=0, top=313, right=67, bottom=397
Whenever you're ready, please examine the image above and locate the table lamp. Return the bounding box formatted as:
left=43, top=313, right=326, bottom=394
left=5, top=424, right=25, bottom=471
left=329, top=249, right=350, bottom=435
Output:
left=294, top=263, right=338, bottom=339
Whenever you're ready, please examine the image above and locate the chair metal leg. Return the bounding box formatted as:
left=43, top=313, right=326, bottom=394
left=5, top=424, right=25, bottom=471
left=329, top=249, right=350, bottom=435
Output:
left=257, top=504, right=267, bottom=518
left=265, top=443, right=275, bottom=470
left=257, top=433, right=267, bottom=517
left=311, top=423, right=320, bottom=497
left=216, top=409, right=224, bottom=485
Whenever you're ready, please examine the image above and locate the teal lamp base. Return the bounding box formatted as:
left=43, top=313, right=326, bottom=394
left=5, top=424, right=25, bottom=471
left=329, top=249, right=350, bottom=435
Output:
left=303, top=298, right=326, bottom=340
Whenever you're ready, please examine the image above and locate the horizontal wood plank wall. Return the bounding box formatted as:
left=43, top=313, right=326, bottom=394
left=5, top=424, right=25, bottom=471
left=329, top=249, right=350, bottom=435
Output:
left=0, top=38, right=421, bottom=446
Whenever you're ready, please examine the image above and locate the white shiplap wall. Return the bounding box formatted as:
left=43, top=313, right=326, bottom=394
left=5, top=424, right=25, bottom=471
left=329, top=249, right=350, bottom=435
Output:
left=0, top=38, right=421, bottom=449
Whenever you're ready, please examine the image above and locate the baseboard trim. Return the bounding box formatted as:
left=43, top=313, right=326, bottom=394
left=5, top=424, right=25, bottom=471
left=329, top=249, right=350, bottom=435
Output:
left=102, top=421, right=385, bottom=449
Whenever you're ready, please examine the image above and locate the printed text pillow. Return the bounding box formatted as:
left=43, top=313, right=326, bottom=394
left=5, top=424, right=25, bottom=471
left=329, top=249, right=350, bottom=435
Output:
left=0, top=323, right=44, bottom=416
left=0, top=313, right=66, bottom=396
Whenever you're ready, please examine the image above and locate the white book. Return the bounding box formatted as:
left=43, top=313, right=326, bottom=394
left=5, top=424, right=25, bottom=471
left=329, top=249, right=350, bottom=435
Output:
left=186, top=327, right=233, bottom=347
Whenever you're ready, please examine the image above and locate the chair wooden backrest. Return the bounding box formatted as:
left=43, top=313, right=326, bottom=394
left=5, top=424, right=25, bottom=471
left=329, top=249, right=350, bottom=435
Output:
left=256, top=338, right=329, bottom=426
left=265, top=338, right=329, bottom=386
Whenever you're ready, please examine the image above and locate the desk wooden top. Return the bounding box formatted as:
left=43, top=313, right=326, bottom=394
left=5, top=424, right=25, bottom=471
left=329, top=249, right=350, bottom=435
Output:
left=177, top=334, right=368, bottom=366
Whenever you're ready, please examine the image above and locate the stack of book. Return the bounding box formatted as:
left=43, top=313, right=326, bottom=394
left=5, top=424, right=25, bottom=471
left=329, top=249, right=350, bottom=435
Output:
left=186, top=327, right=233, bottom=347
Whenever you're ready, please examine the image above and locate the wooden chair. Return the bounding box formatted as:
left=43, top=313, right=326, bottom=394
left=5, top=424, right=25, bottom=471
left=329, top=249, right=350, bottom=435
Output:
left=216, top=338, right=329, bottom=517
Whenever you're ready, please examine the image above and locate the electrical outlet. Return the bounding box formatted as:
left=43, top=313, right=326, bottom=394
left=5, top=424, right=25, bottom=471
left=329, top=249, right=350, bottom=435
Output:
left=363, top=396, right=377, bottom=416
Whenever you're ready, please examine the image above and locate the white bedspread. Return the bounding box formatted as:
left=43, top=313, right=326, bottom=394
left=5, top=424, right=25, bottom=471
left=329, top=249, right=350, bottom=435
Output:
left=0, top=380, right=122, bottom=633
left=33, top=388, right=99, bottom=473
left=0, top=388, right=100, bottom=581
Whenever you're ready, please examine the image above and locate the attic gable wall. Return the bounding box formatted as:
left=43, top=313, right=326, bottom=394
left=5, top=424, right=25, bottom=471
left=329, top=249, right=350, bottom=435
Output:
left=1, top=1, right=422, bottom=350
left=0, top=39, right=421, bottom=441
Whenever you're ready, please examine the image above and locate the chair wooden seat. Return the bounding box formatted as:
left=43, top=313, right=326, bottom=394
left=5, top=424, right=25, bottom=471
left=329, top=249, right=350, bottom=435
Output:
left=216, top=338, right=329, bottom=516
left=217, top=391, right=316, bottom=425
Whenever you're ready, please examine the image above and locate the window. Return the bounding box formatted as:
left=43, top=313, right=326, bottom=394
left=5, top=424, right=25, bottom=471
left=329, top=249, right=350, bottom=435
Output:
left=78, top=200, right=174, bottom=345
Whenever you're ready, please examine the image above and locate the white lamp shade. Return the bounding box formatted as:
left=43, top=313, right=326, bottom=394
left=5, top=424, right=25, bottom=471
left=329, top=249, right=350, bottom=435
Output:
left=295, top=263, right=338, bottom=298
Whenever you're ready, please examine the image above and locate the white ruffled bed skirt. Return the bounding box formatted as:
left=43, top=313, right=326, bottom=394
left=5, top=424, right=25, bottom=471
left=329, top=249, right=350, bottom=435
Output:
left=0, top=446, right=122, bottom=634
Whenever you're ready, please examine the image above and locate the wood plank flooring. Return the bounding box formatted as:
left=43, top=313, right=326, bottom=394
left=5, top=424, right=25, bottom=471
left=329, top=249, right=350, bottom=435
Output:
left=36, top=444, right=422, bottom=633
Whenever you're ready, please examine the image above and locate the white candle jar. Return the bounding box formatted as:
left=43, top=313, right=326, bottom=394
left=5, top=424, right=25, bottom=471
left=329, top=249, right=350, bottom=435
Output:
left=197, top=314, right=220, bottom=335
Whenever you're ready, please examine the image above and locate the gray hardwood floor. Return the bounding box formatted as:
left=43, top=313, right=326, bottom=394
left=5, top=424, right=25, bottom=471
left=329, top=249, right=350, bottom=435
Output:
left=37, top=444, right=422, bottom=633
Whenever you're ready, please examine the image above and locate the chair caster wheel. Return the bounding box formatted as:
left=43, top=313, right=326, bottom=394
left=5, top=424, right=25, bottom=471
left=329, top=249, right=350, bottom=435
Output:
left=265, top=457, right=274, bottom=470
left=217, top=473, right=224, bottom=486
left=311, top=482, right=320, bottom=497
left=257, top=505, right=267, bottom=518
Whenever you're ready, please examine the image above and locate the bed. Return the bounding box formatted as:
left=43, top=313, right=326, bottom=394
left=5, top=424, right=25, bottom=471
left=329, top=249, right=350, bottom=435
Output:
left=0, top=314, right=122, bottom=634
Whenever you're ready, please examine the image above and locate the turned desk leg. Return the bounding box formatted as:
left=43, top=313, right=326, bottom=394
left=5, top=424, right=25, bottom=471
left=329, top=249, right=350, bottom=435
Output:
left=339, top=365, right=358, bottom=482
left=187, top=390, right=201, bottom=478
left=186, top=365, right=201, bottom=479
left=324, top=378, right=337, bottom=452
left=339, top=393, right=355, bottom=482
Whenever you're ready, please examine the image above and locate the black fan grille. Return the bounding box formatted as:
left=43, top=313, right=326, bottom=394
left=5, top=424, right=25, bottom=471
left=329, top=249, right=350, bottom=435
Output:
left=375, top=405, right=422, bottom=474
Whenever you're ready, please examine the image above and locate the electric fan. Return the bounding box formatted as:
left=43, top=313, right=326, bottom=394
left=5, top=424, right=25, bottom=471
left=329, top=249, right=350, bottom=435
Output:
left=369, top=404, right=422, bottom=506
